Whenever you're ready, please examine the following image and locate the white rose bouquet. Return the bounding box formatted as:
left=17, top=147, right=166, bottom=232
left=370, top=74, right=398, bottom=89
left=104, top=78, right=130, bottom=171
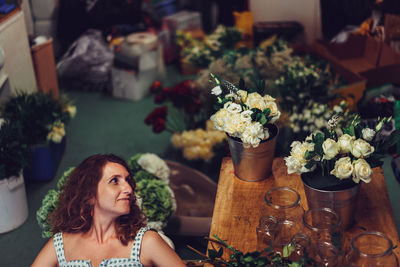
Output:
left=285, top=115, right=400, bottom=186
left=209, top=73, right=281, bottom=148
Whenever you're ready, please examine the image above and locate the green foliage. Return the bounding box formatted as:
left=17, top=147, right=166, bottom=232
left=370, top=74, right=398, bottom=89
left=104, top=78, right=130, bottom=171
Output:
left=0, top=120, right=29, bottom=179
left=194, top=235, right=308, bottom=267
left=1, top=91, right=74, bottom=145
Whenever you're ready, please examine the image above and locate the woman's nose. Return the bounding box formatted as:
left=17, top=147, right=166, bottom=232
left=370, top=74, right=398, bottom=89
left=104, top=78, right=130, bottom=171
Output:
left=122, top=181, right=132, bottom=194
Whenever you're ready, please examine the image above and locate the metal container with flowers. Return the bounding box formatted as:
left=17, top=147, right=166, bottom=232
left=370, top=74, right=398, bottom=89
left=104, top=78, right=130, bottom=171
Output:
left=209, top=73, right=281, bottom=181
left=0, top=119, right=30, bottom=233
left=285, top=115, right=400, bottom=229
left=1, top=91, right=76, bottom=181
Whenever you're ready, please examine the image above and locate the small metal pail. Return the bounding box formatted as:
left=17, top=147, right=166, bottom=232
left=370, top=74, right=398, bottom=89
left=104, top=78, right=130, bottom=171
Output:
left=228, top=124, right=278, bottom=182
left=301, top=176, right=360, bottom=230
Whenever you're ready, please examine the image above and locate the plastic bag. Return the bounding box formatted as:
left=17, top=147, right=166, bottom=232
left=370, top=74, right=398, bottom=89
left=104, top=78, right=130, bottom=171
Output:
left=56, top=29, right=114, bottom=92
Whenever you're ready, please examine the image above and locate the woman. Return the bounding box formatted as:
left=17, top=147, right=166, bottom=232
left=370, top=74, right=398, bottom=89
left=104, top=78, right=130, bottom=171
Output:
left=32, top=154, right=186, bottom=267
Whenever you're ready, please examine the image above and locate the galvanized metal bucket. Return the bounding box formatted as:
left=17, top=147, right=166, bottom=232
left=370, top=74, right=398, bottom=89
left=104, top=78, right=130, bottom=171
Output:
left=228, top=124, right=278, bottom=182
left=301, top=175, right=360, bottom=230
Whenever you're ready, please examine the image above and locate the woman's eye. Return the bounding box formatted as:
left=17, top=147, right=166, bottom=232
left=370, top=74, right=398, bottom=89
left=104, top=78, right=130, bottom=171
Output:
left=110, top=177, right=118, bottom=184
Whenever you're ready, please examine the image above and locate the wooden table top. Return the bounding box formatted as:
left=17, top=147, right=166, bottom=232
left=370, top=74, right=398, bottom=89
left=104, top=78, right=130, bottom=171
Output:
left=207, top=157, right=400, bottom=262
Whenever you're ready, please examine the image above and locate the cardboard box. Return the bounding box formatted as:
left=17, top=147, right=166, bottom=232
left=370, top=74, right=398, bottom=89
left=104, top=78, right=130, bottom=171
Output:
left=162, top=11, right=202, bottom=34
left=312, top=34, right=400, bottom=88
left=31, top=38, right=59, bottom=98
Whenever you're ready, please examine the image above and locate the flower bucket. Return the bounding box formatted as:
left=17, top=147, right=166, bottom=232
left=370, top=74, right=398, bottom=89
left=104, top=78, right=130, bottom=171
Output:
left=228, top=124, right=278, bottom=182
left=301, top=171, right=360, bottom=230
left=24, top=137, right=66, bottom=182
left=0, top=173, right=28, bottom=233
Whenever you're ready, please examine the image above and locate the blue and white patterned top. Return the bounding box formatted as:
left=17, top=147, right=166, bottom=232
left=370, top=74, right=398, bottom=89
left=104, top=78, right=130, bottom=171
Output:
left=53, top=226, right=150, bottom=267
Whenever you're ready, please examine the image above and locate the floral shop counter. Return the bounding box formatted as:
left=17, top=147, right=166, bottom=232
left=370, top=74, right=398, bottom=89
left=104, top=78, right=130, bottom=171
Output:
left=204, top=157, right=400, bottom=265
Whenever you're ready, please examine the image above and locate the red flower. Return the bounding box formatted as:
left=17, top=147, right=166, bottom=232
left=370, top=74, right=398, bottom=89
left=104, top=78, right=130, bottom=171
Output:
left=152, top=118, right=166, bottom=133
left=154, top=93, right=166, bottom=104
left=145, top=106, right=167, bottom=125
left=149, top=80, right=163, bottom=94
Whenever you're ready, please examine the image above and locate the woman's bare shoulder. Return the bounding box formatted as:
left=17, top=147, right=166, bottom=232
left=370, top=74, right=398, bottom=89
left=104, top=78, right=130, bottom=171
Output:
left=31, top=237, right=58, bottom=267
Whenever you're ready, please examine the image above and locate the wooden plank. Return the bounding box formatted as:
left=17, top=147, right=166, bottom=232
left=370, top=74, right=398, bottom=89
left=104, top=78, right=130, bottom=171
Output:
left=207, top=157, right=400, bottom=262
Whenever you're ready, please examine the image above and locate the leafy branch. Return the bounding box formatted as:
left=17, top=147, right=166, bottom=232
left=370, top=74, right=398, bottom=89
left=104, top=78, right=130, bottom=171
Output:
left=187, top=235, right=311, bottom=267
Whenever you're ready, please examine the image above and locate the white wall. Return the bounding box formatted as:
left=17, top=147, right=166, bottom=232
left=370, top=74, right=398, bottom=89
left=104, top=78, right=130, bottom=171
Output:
left=0, top=10, right=37, bottom=94
left=249, top=0, right=322, bottom=44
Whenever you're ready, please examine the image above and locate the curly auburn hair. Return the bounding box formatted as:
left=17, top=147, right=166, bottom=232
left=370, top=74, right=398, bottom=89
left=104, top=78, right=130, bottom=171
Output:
left=48, top=154, right=146, bottom=245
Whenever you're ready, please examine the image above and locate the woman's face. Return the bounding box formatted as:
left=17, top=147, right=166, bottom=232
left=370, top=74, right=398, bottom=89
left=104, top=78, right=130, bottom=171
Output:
left=94, top=162, right=133, bottom=218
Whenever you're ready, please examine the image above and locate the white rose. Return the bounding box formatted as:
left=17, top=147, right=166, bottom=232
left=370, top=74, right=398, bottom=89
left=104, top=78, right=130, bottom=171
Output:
left=362, top=128, right=375, bottom=142
left=65, top=105, right=77, bottom=118
left=337, top=134, right=355, bottom=154
left=263, top=95, right=275, bottom=102
left=211, top=85, right=222, bottom=96
left=330, top=157, right=353, bottom=179
left=322, top=138, right=340, bottom=159
left=245, top=92, right=266, bottom=111
left=237, top=90, right=248, bottom=102
left=224, top=102, right=242, bottom=114
left=264, top=101, right=281, bottom=123
left=351, top=139, right=374, bottom=158
left=352, top=158, right=372, bottom=183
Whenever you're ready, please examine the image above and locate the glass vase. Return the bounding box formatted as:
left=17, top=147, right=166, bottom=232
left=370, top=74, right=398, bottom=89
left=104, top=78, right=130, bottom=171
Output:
left=258, top=187, right=304, bottom=253
left=345, top=231, right=399, bottom=267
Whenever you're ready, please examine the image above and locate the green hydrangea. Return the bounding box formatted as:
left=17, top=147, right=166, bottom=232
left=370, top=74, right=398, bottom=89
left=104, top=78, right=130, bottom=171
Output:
left=136, top=179, right=174, bottom=223
left=127, top=153, right=142, bottom=173
left=57, top=167, right=74, bottom=190
left=134, top=169, right=156, bottom=183
left=36, top=189, right=60, bottom=238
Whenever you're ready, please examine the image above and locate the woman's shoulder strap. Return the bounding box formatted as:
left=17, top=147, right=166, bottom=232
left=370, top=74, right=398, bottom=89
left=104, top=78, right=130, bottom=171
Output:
left=130, top=226, right=151, bottom=261
left=53, top=232, right=67, bottom=264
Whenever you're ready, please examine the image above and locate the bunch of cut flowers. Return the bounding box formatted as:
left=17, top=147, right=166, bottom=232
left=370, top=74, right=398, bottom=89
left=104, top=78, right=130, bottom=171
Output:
left=145, top=80, right=204, bottom=134
left=289, top=100, right=355, bottom=138
left=285, top=114, right=400, bottom=188
left=171, top=120, right=227, bottom=161
left=209, top=73, right=281, bottom=148
left=273, top=56, right=340, bottom=114
left=1, top=92, right=76, bottom=145
left=178, top=25, right=242, bottom=69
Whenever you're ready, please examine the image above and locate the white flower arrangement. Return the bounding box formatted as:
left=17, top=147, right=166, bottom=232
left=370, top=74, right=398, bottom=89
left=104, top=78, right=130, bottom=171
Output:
left=285, top=115, right=399, bottom=184
left=209, top=74, right=281, bottom=148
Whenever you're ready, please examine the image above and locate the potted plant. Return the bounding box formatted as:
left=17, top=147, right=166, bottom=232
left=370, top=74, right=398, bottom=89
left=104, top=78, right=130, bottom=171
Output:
left=0, top=119, right=30, bottom=233
left=285, top=114, right=400, bottom=229
left=1, top=91, right=76, bottom=181
left=209, top=73, right=281, bottom=181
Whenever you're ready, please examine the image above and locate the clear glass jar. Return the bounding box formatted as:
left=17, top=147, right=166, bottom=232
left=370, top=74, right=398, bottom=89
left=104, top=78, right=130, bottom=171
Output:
left=258, top=187, right=304, bottom=254
left=261, top=186, right=304, bottom=222
left=309, top=241, right=340, bottom=267
left=302, top=207, right=343, bottom=252
left=345, top=231, right=399, bottom=267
